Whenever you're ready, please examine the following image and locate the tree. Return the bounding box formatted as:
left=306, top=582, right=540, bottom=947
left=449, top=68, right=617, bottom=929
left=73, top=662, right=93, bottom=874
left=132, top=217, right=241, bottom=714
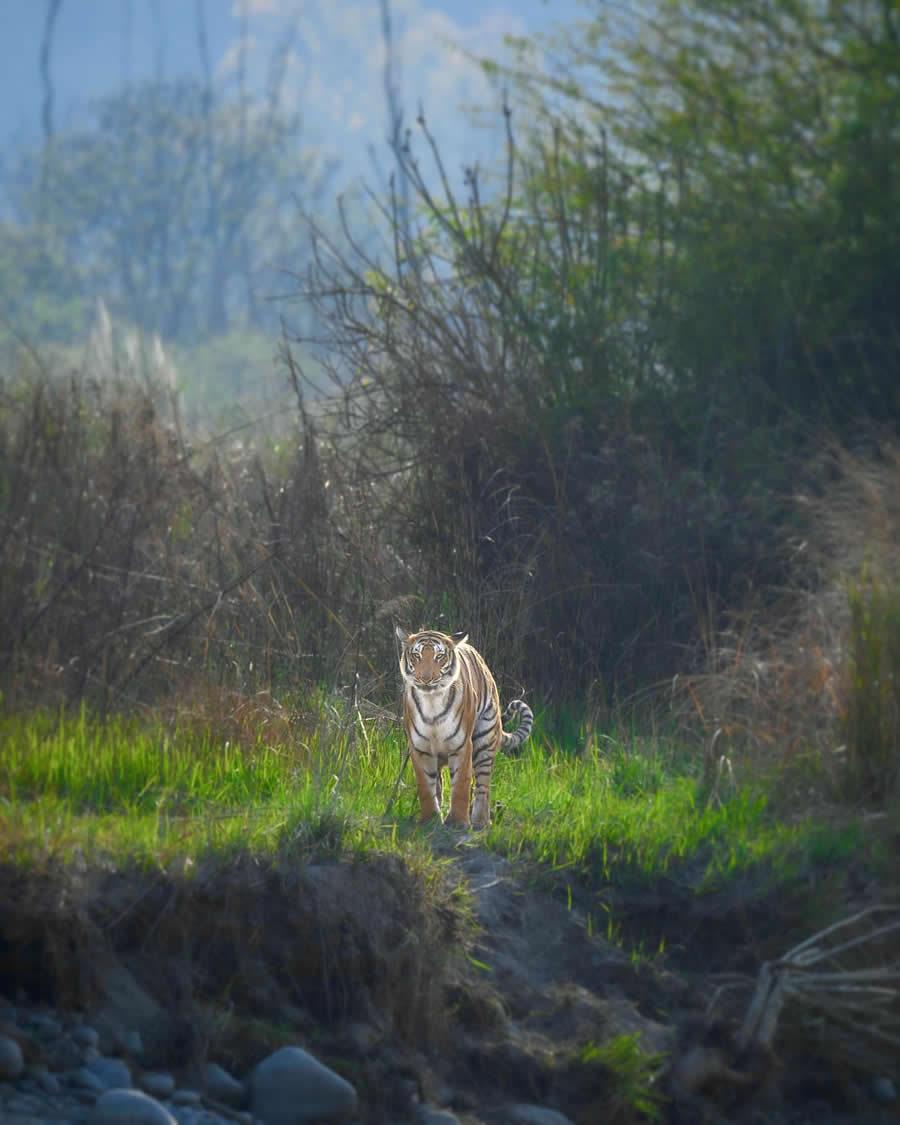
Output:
left=3, top=65, right=336, bottom=347
left=495, top=0, right=900, bottom=431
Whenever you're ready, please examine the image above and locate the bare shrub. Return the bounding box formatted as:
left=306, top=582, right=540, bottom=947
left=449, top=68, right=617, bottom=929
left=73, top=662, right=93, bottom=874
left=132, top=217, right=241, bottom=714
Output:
left=285, top=107, right=789, bottom=708
left=0, top=319, right=404, bottom=713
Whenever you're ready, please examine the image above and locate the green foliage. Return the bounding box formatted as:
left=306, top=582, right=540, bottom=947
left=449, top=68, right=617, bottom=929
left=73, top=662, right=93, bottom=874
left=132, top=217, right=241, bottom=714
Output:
left=578, top=1033, right=667, bottom=1121
left=498, top=0, right=900, bottom=431
left=841, top=572, right=900, bottom=804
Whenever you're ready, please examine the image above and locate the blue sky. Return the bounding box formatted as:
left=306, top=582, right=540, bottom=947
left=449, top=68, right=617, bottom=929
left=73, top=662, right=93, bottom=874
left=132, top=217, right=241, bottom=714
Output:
left=1, top=0, right=585, bottom=189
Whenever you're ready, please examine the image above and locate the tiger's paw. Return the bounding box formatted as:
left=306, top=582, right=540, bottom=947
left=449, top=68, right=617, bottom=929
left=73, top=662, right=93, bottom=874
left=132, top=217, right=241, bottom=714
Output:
left=443, top=813, right=471, bottom=829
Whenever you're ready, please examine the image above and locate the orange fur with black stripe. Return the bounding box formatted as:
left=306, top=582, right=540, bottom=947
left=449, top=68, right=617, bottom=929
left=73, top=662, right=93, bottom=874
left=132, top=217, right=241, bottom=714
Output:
left=395, top=627, right=533, bottom=827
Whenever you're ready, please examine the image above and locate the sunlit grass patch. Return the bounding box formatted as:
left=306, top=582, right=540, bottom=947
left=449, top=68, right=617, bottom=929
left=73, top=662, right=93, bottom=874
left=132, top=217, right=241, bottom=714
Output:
left=487, top=726, right=810, bottom=891
left=0, top=703, right=407, bottom=868
left=0, top=703, right=836, bottom=898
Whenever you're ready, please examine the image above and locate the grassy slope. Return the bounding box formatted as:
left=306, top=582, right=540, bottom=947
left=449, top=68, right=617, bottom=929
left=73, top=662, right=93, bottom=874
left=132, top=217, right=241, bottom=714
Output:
left=0, top=703, right=831, bottom=894
left=2, top=701, right=891, bottom=1121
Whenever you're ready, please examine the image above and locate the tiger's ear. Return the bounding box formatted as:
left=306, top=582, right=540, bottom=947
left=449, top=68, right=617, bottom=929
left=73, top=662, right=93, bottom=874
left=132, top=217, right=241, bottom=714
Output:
left=395, top=625, right=411, bottom=644
left=451, top=631, right=469, bottom=646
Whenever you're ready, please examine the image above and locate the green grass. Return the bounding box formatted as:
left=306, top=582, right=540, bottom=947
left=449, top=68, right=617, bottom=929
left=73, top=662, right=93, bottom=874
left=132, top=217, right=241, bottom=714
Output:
left=0, top=703, right=821, bottom=891
left=486, top=732, right=802, bottom=891
left=0, top=703, right=403, bottom=868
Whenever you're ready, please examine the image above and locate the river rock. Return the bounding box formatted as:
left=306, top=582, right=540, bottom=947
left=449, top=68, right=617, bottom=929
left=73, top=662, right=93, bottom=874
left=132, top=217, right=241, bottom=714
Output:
left=90, top=1087, right=177, bottom=1124
left=870, top=1076, right=897, bottom=1102
left=417, top=1108, right=461, bottom=1125
left=249, top=1045, right=358, bottom=1124
left=141, top=1070, right=176, bottom=1098
left=85, top=1054, right=133, bottom=1089
left=0, top=1034, right=25, bottom=1080
left=203, top=1060, right=246, bottom=1107
left=489, top=1107, right=575, bottom=1125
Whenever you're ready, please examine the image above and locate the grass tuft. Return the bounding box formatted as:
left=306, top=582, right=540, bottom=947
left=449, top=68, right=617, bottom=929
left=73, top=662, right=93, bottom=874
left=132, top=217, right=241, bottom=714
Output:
left=841, top=571, right=900, bottom=804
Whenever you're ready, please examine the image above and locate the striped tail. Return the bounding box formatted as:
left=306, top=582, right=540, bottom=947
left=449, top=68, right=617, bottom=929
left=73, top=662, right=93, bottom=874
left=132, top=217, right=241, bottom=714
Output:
left=500, top=699, right=533, bottom=755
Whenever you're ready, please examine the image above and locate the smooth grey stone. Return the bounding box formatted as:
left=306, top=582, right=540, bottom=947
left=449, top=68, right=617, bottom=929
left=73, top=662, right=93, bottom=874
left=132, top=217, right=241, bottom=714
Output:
left=141, top=1071, right=176, bottom=1098
left=870, top=1076, right=897, bottom=1102
left=249, top=1045, right=358, bottom=1124
left=5, top=1094, right=41, bottom=1112
left=0, top=1034, right=25, bottom=1079
left=492, top=1108, right=575, bottom=1125
left=72, top=1065, right=112, bottom=1093
left=122, top=1030, right=144, bottom=1056
left=203, top=1062, right=245, bottom=1108
left=85, top=1056, right=133, bottom=1089
left=171, top=1089, right=202, bottom=1105
left=90, top=1087, right=177, bottom=1124
left=418, top=1108, right=461, bottom=1125
left=27, top=1014, right=63, bottom=1038
left=32, top=1065, right=63, bottom=1094
left=73, top=1025, right=101, bottom=1049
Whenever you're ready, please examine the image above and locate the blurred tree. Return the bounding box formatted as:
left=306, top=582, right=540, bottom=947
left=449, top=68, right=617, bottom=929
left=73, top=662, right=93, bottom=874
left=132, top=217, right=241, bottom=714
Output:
left=3, top=58, right=336, bottom=349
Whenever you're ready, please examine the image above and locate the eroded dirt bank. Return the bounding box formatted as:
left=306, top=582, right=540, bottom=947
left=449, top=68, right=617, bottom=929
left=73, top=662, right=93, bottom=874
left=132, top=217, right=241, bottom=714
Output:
left=0, top=833, right=897, bottom=1124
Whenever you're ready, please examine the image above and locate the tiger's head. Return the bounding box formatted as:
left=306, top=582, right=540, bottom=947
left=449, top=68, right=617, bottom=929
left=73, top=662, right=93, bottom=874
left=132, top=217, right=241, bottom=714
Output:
left=395, top=626, right=468, bottom=693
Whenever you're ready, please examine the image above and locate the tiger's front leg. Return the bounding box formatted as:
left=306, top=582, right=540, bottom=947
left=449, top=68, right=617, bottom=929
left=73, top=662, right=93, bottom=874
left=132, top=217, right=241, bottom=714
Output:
left=411, top=747, right=443, bottom=823
left=444, top=737, right=473, bottom=827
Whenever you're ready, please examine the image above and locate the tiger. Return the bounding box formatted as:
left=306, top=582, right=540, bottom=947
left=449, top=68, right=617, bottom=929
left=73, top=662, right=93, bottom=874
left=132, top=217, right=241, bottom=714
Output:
left=395, top=626, right=533, bottom=828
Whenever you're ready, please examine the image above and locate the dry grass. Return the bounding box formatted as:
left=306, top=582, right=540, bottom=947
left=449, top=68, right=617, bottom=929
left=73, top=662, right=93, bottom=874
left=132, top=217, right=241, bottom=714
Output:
left=670, top=431, right=900, bottom=811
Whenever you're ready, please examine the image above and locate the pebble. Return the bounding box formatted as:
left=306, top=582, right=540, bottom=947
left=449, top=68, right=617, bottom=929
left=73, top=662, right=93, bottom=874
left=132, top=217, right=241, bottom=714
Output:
left=27, top=1013, right=63, bottom=1038
left=142, top=1071, right=177, bottom=1098
left=870, top=1076, right=897, bottom=1102
left=73, top=1065, right=114, bottom=1093
left=32, top=1065, right=62, bottom=1094
left=418, top=1108, right=461, bottom=1125
left=172, top=1089, right=202, bottom=1105
left=90, top=1087, right=177, bottom=1124
left=121, top=1029, right=144, bottom=1057
left=73, top=1025, right=101, bottom=1049
left=203, top=1061, right=245, bottom=1107
left=0, top=1034, right=24, bottom=1080
left=0, top=997, right=366, bottom=1125
left=492, top=1107, right=575, bottom=1125
left=85, top=1056, right=133, bottom=1089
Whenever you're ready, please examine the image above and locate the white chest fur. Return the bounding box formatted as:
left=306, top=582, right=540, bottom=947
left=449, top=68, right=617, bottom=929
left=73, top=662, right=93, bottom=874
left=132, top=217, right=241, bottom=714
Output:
left=406, top=681, right=465, bottom=753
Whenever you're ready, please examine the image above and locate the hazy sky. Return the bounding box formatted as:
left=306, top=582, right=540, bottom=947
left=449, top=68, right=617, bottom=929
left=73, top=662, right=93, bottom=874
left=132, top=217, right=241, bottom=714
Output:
left=1, top=0, right=583, bottom=187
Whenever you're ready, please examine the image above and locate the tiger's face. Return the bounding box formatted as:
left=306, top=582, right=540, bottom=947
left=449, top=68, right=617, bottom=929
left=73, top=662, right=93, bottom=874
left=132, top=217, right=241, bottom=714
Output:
left=396, top=627, right=468, bottom=692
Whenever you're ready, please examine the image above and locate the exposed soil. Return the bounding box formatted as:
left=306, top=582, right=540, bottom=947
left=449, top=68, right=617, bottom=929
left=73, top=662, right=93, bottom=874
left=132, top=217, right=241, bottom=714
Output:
left=0, top=829, right=897, bottom=1124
